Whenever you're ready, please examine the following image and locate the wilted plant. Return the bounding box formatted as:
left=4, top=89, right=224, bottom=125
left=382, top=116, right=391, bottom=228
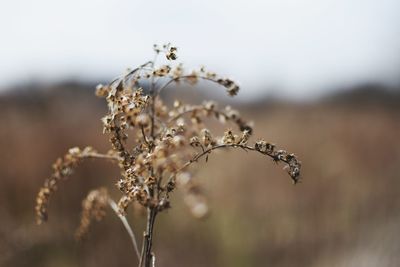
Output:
left=35, top=44, right=301, bottom=267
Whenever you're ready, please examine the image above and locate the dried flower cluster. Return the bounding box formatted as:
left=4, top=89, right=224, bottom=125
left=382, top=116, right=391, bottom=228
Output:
left=35, top=147, right=115, bottom=224
left=35, top=44, right=301, bottom=267
left=75, top=187, right=109, bottom=240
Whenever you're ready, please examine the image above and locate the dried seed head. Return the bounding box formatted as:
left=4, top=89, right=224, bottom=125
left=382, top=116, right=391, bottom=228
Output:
left=35, top=147, right=98, bottom=224
left=201, top=128, right=213, bottom=147
left=222, top=129, right=236, bottom=144
left=95, top=84, right=110, bottom=98
left=238, top=130, right=250, bottom=145
left=255, top=140, right=275, bottom=153
left=166, top=52, right=177, bottom=60
left=75, top=188, right=109, bottom=240
left=217, top=78, right=240, bottom=96
left=190, top=136, right=201, bottom=147
left=36, top=43, right=302, bottom=240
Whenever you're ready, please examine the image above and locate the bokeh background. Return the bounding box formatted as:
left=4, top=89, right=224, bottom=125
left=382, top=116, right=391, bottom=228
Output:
left=1, top=1, right=400, bottom=266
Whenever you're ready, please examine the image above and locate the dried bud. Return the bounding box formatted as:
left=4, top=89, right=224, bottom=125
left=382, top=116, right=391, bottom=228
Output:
left=117, top=195, right=132, bottom=215
left=166, top=47, right=178, bottom=61
left=227, top=84, right=239, bottom=96
left=238, top=130, right=250, bottom=145
left=223, top=129, right=235, bottom=144
left=255, top=140, right=275, bottom=153
left=154, top=65, right=171, bottom=76
left=217, top=78, right=240, bottom=96
left=190, top=136, right=201, bottom=147
left=201, top=129, right=213, bottom=147
left=95, top=84, right=110, bottom=98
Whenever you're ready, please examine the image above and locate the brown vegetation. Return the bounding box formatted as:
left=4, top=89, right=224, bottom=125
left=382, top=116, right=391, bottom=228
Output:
left=0, top=78, right=399, bottom=266
left=33, top=45, right=300, bottom=267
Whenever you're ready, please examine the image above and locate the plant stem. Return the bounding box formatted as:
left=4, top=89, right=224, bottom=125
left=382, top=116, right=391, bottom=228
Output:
left=139, top=207, right=158, bottom=267
left=108, top=199, right=140, bottom=260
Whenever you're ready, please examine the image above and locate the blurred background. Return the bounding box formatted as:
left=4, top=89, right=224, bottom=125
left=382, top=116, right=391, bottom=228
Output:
left=1, top=0, right=400, bottom=266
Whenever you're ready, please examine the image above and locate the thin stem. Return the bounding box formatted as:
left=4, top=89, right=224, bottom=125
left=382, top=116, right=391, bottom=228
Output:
left=164, top=143, right=293, bottom=188
left=144, top=55, right=158, bottom=265
left=149, top=55, right=159, bottom=139
left=108, top=199, right=141, bottom=260
left=126, top=61, right=153, bottom=79
left=141, top=126, right=151, bottom=147
left=181, top=144, right=251, bottom=171
left=81, top=152, right=120, bottom=161
left=139, top=207, right=158, bottom=267
left=188, top=143, right=292, bottom=168
left=157, top=75, right=219, bottom=95
left=109, top=61, right=153, bottom=86
left=150, top=98, right=156, bottom=139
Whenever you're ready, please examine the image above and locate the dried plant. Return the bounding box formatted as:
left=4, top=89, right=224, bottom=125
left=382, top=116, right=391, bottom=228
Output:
left=35, top=43, right=301, bottom=267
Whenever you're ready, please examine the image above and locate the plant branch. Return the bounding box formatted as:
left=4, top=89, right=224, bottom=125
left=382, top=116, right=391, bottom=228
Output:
left=141, top=125, right=151, bottom=148
left=139, top=207, right=158, bottom=267
left=108, top=199, right=141, bottom=260
left=108, top=61, right=153, bottom=86
left=164, top=143, right=300, bottom=188
left=81, top=152, right=120, bottom=161
left=157, top=75, right=219, bottom=95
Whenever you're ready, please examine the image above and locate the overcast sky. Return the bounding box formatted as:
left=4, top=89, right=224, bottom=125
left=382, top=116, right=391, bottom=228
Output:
left=1, top=0, right=400, bottom=99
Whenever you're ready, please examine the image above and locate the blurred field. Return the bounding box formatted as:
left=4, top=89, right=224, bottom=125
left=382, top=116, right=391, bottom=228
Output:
left=0, top=84, right=399, bottom=267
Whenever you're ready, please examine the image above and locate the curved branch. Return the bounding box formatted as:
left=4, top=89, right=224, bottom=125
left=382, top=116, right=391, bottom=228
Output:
left=186, top=144, right=297, bottom=169
left=157, top=75, right=219, bottom=95
left=109, top=61, right=153, bottom=86
left=35, top=148, right=120, bottom=224
left=164, top=143, right=301, bottom=188
left=108, top=199, right=141, bottom=261
left=179, top=144, right=252, bottom=171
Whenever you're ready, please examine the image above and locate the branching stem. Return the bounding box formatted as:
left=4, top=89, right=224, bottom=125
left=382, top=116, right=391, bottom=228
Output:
left=139, top=207, right=158, bottom=267
left=157, top=75, right=219, bottom=95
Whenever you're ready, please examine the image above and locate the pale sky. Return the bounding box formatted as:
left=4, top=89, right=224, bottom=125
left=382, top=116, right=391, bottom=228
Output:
left=1, top=0, right=400, bottom=99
